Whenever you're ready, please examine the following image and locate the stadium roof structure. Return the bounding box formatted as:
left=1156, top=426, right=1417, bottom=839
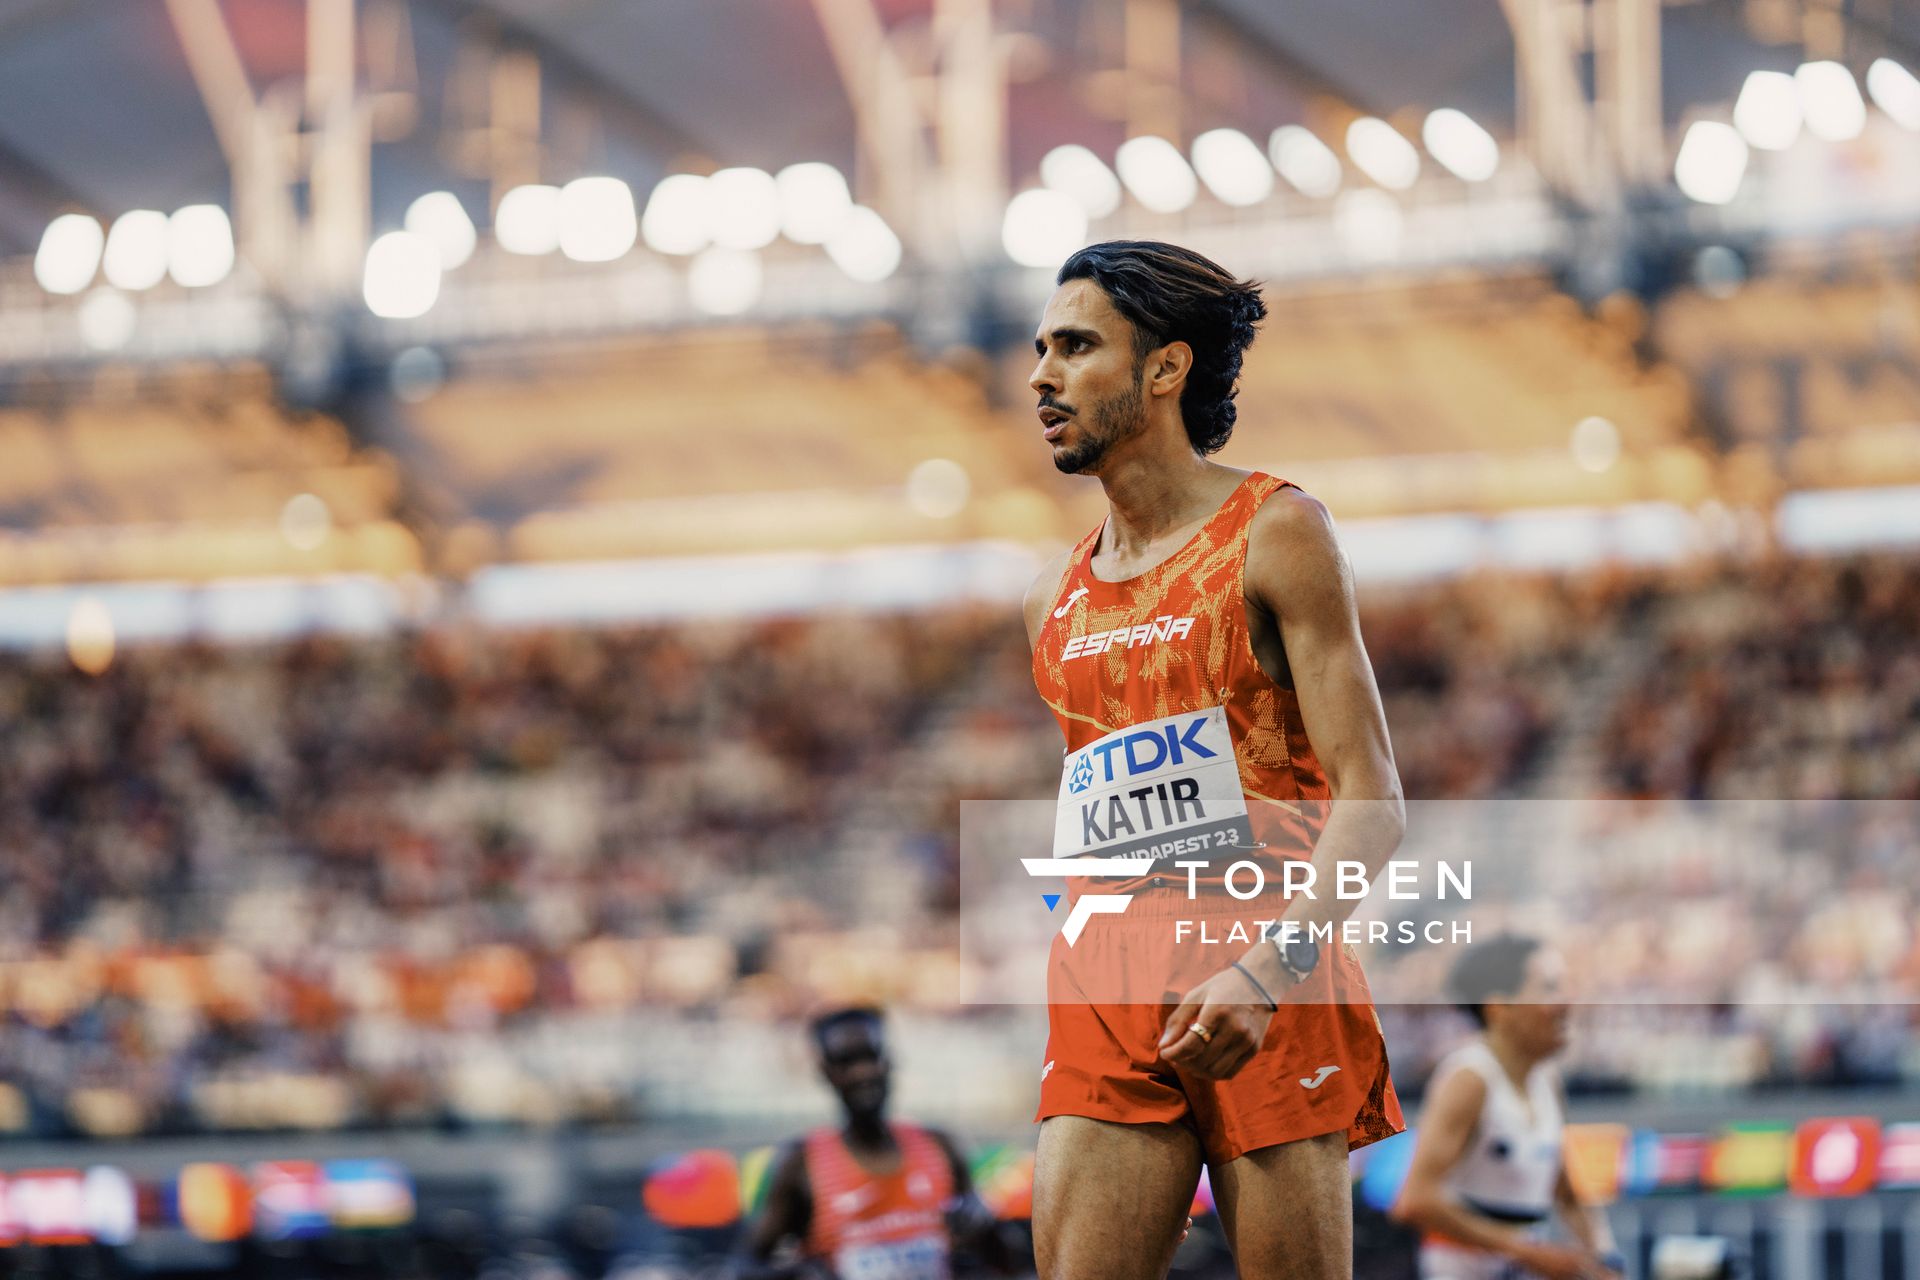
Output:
left=3, top=0, right=1512, bottom=254
left=0, top=0, right=1917, bottom=251
left=0, top=0, right=1917, bottom=603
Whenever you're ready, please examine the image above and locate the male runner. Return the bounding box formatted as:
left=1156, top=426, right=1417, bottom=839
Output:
left=1023, top=240, right=1407, bottom=1280
left=740, top=1006, right=1014, bottom=1279
left=1391, top=936, right=1621, bottom=1280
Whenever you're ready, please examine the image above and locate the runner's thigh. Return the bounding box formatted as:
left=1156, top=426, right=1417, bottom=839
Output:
left=1033, top=1115, right=1202, bottom=1280
left=1210, top=1130, right=1353, bottom=1280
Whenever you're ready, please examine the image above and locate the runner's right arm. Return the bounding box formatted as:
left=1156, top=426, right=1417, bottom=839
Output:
left=1389, top=1068, right=1603, bottom=1280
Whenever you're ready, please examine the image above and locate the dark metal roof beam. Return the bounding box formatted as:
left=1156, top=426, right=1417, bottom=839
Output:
left=0, top=138, right=102, bottom=253
left=410, top=0, right=716, bottom=162
left=1181, top=0, right=1388, bottom=120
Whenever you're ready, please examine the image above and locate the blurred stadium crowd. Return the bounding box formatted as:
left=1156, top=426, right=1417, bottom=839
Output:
left=1, top=548, right=1916, bottom=1140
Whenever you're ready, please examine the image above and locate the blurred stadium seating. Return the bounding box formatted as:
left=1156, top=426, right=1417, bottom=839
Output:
left=0, top=363, right=415, bottom=583
left=1, top=551, right=1914, bottom=1144
left=410, top=327, right=1045, bottom=561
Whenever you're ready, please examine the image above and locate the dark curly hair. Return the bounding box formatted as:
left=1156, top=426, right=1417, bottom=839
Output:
left=1446, top=933, right=1541, bottom=1028
left=809, top=1004, right=883, bottom=1053
left=1056, top=240, right=1266, bottom=454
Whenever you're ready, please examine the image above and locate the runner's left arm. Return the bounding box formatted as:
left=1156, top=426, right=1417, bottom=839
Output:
left=929, top=1128, right=1022, bottom=1274
left=734, top=1141, right=821, bottom=1279
left=1551, top=1075, right=1621, bottom=1272
left=1553, top=1160, right=1619, bottom=1269
left=1160, top=489, right=1405, bottom=1076
left=1243, top=487, right=1405, bottom=940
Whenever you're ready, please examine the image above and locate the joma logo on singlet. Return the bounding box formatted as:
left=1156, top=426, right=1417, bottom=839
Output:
left=1061, top=614, right=1195, bottom=661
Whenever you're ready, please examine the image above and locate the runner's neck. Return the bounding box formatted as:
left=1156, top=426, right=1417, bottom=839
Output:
left=1096, top=456, right=1244, bottom=559
left=842, top=1114, right=895, bottom=1153
left=1483, top=1030, right=1544, bottom=1098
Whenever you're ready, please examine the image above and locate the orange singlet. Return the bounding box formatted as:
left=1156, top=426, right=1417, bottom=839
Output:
left=1030, top=471, right=1404, bottom=1161
left=803, top=1122, right=956, bottom=1280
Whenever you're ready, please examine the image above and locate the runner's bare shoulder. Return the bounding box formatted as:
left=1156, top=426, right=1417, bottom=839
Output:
left=1023, top=546, right=1079, bottom=649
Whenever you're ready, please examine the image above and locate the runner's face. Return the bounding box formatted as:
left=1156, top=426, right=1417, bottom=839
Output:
left=818, top=1020, right=890, bottom=1119
left=1030, top=279, right=1151, bottom=476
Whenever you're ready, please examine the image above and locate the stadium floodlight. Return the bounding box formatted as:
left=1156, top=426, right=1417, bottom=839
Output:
left=405, top=192, right=476, bottom=269
left=1733, top=71, right=1801, bottom=151
left=825, top=205, right=902, bottom=282
left=66, top=597, right=114, bottom=676
left=78, top=288, right=136, bottom=351
left=1346, top=117, right=1420, bottom=190
left=1571, top=416, right=1621, bottom=474
left=1115, top=136, right=1197, bottom=213
left=1191, top=128, right=1274, bottom=206
left=1268, top=126, right=1342, bottom=198
left=35, top=213, right=104, bottom=294
left=559, top=176, right=637, bottom=263
left=1039, top=144, right=1122, bottom=218
left=1692, top=244, right=1746, bottom=298
left=707, top=167, right=782, bottom=251
left=1867, top=58, right=1920, bottom=130
left=389, top=346, right=445, bottom=403
left=1001, top=188, right=1088, bottom=268
left=1674, top=121, right=1749, bottom=204
left=362, top=230, right=442, bottom=319
left=906, top=458, right=970, bottom=519
left=1796, top=61, right=1866, bottom=141
left=102, top=210, right=170, bottom=291
left=166, top=205, right=235, bottom=287
left=640, top=173, right=713, bottom=255
left=687, top=247, right=763, bottom=315
left=1332, top=188, right=1403, bottom=258
left=495, top=184, right=562, bottom=255
left=280, top=493, right=333, bottom=551
left=1422, top=109, right=1501, bottom=181
left=774, top=162, right=853, bottom=244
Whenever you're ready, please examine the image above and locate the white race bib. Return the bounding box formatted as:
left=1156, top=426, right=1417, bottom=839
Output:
left=835, top=1236, right=949, bottom=1280
left=1052, top=707, right=1253, bottom=869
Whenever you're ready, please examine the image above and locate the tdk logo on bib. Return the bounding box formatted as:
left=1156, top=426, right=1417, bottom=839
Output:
left=1069, top=716, right=1217, bottom=794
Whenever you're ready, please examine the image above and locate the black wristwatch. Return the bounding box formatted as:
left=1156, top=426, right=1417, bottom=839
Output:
left=1275, top=935, right=1320, bottom=984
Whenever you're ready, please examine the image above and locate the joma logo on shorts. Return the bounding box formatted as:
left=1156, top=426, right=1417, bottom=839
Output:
left=1061, top=614, right=1195, bottom=661
left=1300, top=1065, right=1340, bottom=1089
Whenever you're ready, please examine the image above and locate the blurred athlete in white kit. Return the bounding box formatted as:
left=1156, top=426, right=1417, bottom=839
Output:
left=1391, top=935, right=1623, bottom=1280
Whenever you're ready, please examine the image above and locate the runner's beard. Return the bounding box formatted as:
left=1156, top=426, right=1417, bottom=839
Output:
left=1053, top=368, right=1148, bottom=475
